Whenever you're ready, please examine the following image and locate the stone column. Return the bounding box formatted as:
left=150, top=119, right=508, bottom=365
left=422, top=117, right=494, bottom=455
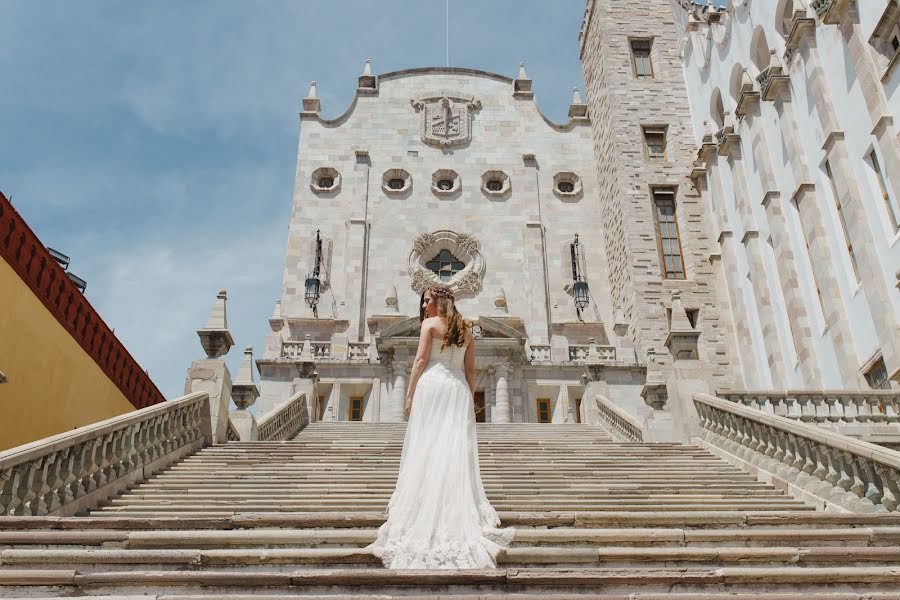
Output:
left=185, top=290, right=234, bottom=445
left=390, top=362, right=409, bottom=422
left=718, top=231, right=762, bottom=387
left=793, top=184, right=860, bottom=387
left=492, top=364, right=511, bottom=424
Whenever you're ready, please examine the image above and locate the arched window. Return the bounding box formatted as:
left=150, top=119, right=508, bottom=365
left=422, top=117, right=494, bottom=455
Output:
left=425, top=249, right=465, bottom=282
left=776, top=0, right=799, bottom=39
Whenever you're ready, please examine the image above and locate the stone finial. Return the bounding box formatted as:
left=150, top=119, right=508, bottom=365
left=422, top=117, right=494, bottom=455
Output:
left=669, top=294, right=695, bottom=334
left=768, top=49, right=782, bottom=71
left=300, top=333, right=315, bottom=360
left=197, top=289, right=234, bottom=359
left=235, top=346, right=255, bottom=385
left=514, top=62, right=533, bottom=97
left=385, top=285, right=399, bottom=314
left=358, top=58, right=377, bottom=92
left=231, top=346, right=259, bottom=410
left=665, top=293, right=700, bottom=359
left=206, top=289, right=228, bottom=329
left=270, top=299, right=282, bottom=321
left=568, top=86, right=588, bottom=120
left=302, top=81, right=321, bottom=115
left=493, top=287, right=508, bottom=313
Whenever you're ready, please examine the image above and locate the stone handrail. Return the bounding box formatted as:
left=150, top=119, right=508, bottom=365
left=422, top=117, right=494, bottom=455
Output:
left=716, top=389, right=900, bottom=425
left=594, top=394, right=643, bottom=442
left=225, top=418, right=241, bottom=442
left=694, top=393, right=900, bottom=512
left=568, top=344, right=616, bottom=362
left=257, top=391, right=309, bottom=442
left=0, top=392, right=211, bottom=517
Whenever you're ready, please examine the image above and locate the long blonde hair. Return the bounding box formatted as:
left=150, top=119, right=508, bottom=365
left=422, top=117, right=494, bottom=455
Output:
left=419, top=284, right=467, bottom=350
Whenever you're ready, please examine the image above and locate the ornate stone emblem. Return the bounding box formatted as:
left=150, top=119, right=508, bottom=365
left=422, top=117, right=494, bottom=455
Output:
left=407, top=230, right=486, bottom=295
left=411, top=92, right=481, bottom=148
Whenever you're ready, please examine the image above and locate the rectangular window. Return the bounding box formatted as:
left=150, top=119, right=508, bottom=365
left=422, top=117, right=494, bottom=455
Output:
left=869, top=150, right=900, bottom=234
left=318, top=395, right=326, bottom=421
left=573, top=397, right=582, bottom=423
left=643, top=126, right=667, bottom=161
left=630, top=39, right=654, bottom=79
left=473, top=391, right=486, bottom=423
left=536, top=398, right=551, bottom=424
left=652, top=189, right=686, bottom=279
left=864, top=357, right=891, bottom=390
left=824, top=160, right=861, bottom=283
left=349, top=396, right=363, bottom=421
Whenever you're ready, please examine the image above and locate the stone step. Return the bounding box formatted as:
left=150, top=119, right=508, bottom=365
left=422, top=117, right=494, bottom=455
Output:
left=2, top=566, right=900, bottom=592
left=7, top=526, right=900, bottom=550
left=10, top=511, right=900, bottom=531
left=3, top=594, right=898, bottom=600
left=5, top=545, right=900, bottom=569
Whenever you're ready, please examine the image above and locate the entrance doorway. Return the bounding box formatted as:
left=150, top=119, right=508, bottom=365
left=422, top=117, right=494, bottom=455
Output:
left=473, top=391, right=486, bottom=423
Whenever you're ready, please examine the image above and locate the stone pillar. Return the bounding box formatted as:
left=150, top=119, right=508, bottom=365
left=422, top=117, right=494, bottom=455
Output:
left=390, top=362, right=409, bottom=422
left=793, top=184, right=860, bottom=387
left=492, top=364, right=511, bottom=424
left=185, top=290, right=234, bottom=445
left=762, top=191, right=822, bottom=387
left=230, top=346, right=260, bottom=441
left=291, top=361, right=319, bottom=423
left=823, top=132, right=900, bottom=379
left=718, top=231, right=762, bottom=387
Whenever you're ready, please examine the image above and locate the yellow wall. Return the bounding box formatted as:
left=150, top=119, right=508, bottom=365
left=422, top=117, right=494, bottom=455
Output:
left=0, top=258, right=135, bottom=451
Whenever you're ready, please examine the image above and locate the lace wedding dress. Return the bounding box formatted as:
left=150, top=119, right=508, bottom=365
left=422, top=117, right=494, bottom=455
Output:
left=367, top=337, right=514, bottom=569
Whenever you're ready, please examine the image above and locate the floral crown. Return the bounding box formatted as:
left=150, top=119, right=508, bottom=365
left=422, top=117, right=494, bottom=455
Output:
left=427, top=285, right=456, bottom=301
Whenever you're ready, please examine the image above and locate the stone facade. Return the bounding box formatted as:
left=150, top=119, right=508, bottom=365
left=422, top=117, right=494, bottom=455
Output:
left=257, top=66, right=650, bottom=424
left=578, top=0, right=739, bottom=393
left=679, top=0, right=900, bottom=390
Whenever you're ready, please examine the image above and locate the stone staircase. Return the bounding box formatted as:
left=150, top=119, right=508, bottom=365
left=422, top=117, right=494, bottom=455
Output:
left=2, top=422, right=900, bottom=597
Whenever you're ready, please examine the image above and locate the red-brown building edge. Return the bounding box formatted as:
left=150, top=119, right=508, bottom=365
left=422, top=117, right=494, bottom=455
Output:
left=0, top=192, right=165, bottom=410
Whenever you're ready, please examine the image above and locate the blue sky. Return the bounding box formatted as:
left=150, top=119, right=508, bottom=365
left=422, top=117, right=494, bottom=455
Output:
left=0, top=1, right=598, bottom=398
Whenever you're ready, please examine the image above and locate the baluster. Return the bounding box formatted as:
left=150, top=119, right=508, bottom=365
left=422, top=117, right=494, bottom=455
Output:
left=854, top=397, right=872, bottom=423
left=875, top=465, right=900, bottom=512
left=847, top=452, right=867, bottom=498
left=810, top=445, right=828, bottom=481
left=797, top=394, right=815, bottom=423
left=0, top=467, right=23, bottom=516
left=20, top=458, right=43, bottom=515
left=883, top=395, right=899, bottom=422
left=771, top=394, right=788, bottom=417
left=788, top=434, right=805, bottom=472
left=771, top=429, right=786, bottom=462
left=867, top=395, right=886, bottom=423
left=838, top=394, right=857, bottom=423
left=832, top=449, right=854, bottom=492
left=43, top=450, right=65, bottom=513
left=860, top=459, right=884, bottom=508
left=823, top=394, right=841, bottom=424
left=823, top=446, right=840, bottom=486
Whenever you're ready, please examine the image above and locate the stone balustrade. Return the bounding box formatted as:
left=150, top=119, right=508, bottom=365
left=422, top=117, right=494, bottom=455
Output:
left=694, top=393, right=900, bottom=513
left=568, top=344, right=616, bottom=362
left=717, top=389, right=900, bottom=425
left=0, top=392, right=212, bottom=517
left=529, top=344, right=551, bottom=362
left=281, top=340, right=335, bottom=360
left=594, top=394, right=643, bottom=443
left=348, top=342, right=371, bottom=361
left=257, top=392, right=309, bottom=442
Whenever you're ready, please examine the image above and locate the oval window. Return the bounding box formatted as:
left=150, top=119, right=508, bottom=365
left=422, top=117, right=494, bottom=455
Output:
left=318, top=177, right=335, bottom=189
left=437, top=179, right=454, bottom=191
left=388, top=178, right=405, bottom=190
left=486, top=180, right=503, bottom=192
left=557, top=181, right=575, bottom=193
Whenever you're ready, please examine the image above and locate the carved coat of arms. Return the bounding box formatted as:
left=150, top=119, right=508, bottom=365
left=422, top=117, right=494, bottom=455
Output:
left=411, top=92, right=481, bottom=148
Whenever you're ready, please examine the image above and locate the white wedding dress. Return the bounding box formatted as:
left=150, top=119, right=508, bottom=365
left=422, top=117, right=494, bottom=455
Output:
left=367, top=337, right=514, bottom=569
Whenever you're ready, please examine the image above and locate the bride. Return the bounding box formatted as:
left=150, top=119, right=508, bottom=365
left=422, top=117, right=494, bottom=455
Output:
left=367, top=284, right=513, bottom=569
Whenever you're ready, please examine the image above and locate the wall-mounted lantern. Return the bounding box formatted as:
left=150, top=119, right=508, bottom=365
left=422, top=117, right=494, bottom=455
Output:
left=570, top=233, right=590, bottom=317
left=304, top=229, right=323, bottom=317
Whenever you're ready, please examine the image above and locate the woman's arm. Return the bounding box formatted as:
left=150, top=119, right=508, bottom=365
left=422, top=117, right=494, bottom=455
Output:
left=404, top=318, right=435, bottom=416
left=464, top=330, right=476, bottom=396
